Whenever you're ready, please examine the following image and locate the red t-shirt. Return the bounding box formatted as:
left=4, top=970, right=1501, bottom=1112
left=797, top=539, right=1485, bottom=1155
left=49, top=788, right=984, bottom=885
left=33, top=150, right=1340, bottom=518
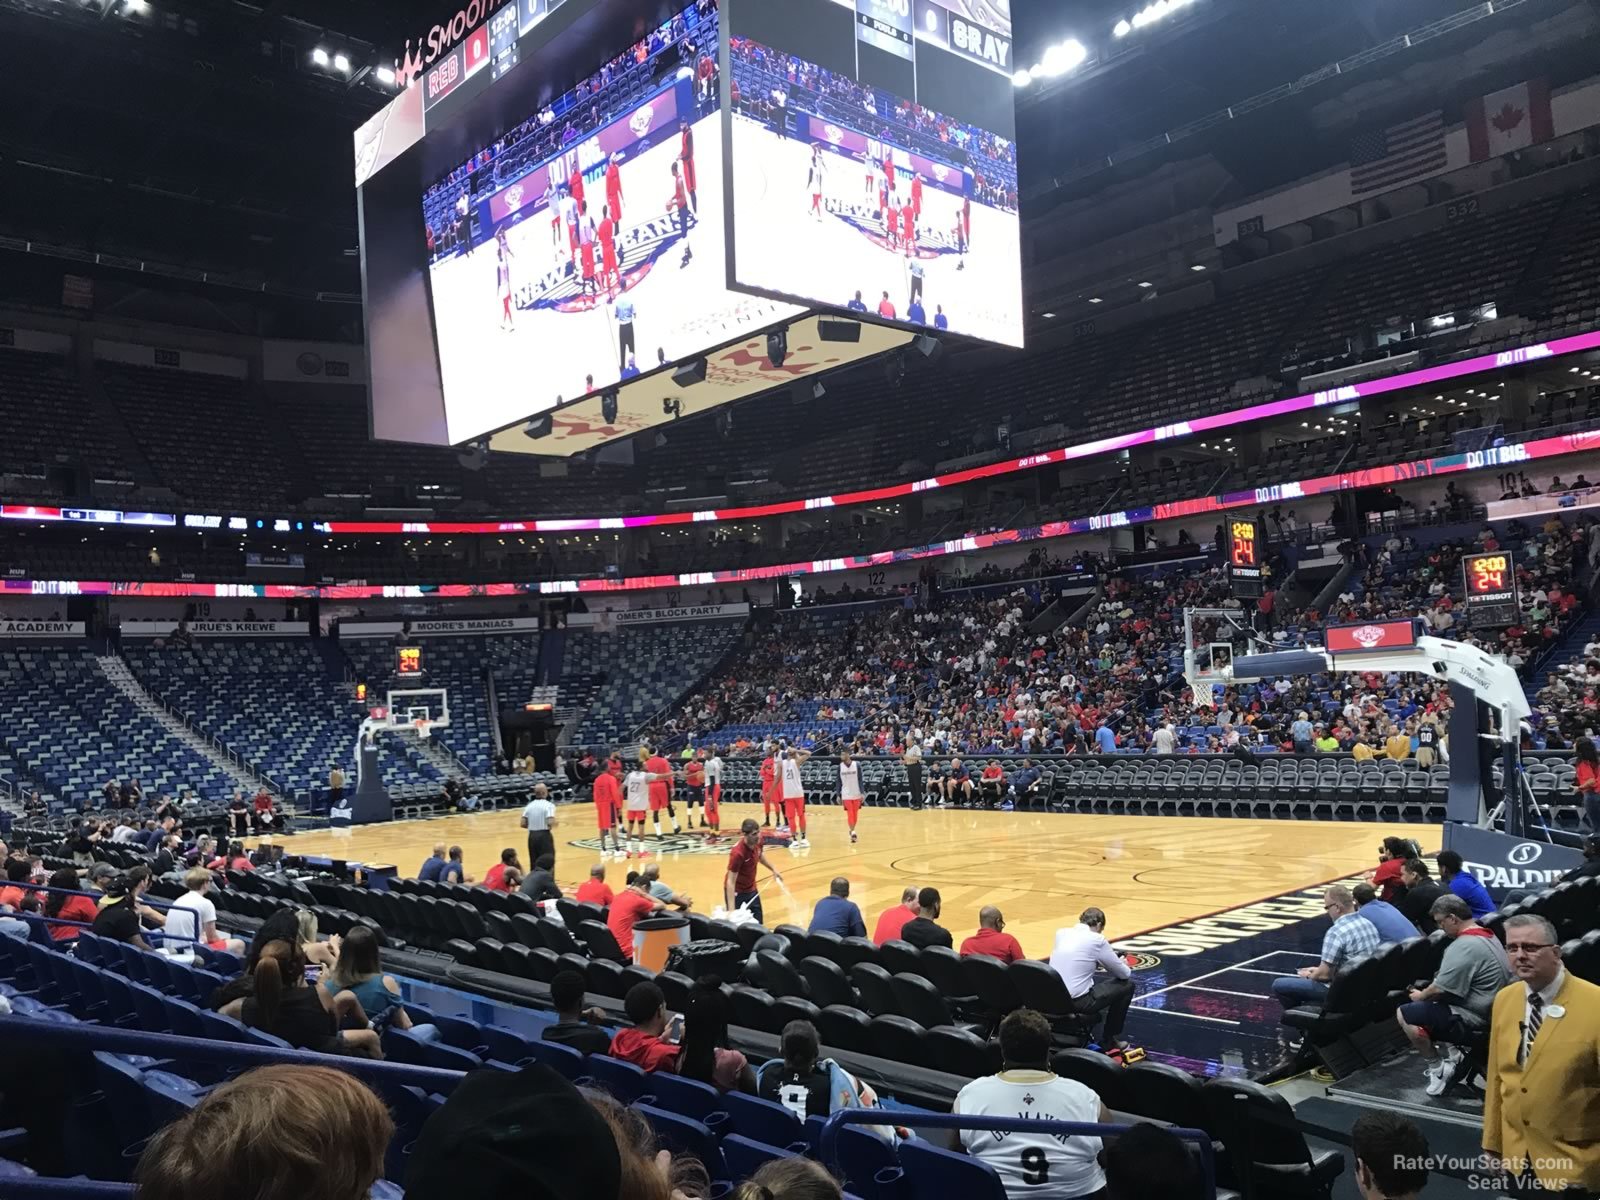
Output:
left=727, top=840, right=759, bottom=894
left=576, top=879, right=615, bottom=907
left=981, top=766, right=1004, bottom=783
left=960, top=927, right=1025, bottom=963
left=608, top=888, right=658, bottom=958
left=646, top=755, right=673, bottom=805
left=873, top=904, right=915, bottom=945
left=1578, top=760, right=1600, bottom=794
left=760, top=758, right=775, bottom=790
left=610, top=1027, right=680, bottom=1073
left=594, top=771, right=622, bottom=810
left=48, top=894, right=97, bottom=941
left=686, top=761, right=705, bottom=788
left=1372, top=857, right=1405, bottom=902
left=483, top=863, right=512, bottom=892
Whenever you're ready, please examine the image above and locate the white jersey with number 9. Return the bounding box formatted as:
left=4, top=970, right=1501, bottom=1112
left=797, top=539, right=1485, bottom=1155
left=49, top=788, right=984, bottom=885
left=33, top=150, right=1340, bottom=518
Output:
left=952, top=1071, right=1106, bottom=1198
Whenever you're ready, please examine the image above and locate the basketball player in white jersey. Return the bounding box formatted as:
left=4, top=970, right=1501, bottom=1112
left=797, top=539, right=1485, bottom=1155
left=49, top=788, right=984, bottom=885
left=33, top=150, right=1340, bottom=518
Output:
left=952, top=1009, right=1110, bottom=1198
left=703, top=745, right=724, bottom=834
left=807, top=145, right=826, bottom=220
left=838, top=745, right=864, bottom=844
left=777, top=742, right=812, bottom=848
left=622, top=761, right=672, bottom=859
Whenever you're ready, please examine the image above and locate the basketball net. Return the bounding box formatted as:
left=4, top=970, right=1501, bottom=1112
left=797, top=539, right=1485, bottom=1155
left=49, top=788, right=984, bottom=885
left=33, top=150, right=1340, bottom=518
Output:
left=413, top=718, right=432, bottom=742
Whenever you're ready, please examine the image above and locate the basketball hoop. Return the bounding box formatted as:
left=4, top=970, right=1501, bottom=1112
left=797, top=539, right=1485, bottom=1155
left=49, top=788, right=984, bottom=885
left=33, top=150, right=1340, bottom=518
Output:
left=413, top=718, right=432, bottom=742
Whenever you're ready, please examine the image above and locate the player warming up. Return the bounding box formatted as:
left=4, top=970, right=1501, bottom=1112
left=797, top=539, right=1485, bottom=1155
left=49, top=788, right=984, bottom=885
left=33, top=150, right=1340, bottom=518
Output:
left=667, top=162, right=693, bottom=267
left=778, top=742, right=812, bottom=849
left=683, top=751, right=707, bottom=830
left=808, top=145, right=826, bottom=220
left=838, top=745, right=864, bottom=844
left=592, top=754, right=624, bottom=859
left=622, top=758, right=672, bottom=860
left=760, top=749, right=778, bottom=827
left=703, top=745, right=723, bottom=834
left=643, top=742, right=681, bottom=839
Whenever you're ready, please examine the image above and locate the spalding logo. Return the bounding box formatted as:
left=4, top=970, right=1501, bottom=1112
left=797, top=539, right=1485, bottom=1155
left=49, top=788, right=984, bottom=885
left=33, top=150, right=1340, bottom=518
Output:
left=630, top=105, right=655, bottom=138
left=1352, top=624, right=1387, bottom=648
left=1507, top=841, right=1543, bottom=866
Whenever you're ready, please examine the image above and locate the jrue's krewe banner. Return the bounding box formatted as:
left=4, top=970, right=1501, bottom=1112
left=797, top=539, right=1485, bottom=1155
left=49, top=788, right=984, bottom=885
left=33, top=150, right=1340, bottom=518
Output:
left=121, top=620, right=309, bottom=637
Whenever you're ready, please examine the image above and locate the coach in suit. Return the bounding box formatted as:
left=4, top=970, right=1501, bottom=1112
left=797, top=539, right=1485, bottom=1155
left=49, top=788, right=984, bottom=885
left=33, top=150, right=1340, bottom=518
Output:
left=1483, top=913, right=1600, bottom=1197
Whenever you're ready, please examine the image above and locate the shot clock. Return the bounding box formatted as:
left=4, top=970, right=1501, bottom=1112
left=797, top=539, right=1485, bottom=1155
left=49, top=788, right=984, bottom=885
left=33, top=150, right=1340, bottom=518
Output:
left=1461, top=551, right=1520, bottom=626
left=1228, top=519, right=1264, bottom=599
left=396, top=645, right=425, bottom=677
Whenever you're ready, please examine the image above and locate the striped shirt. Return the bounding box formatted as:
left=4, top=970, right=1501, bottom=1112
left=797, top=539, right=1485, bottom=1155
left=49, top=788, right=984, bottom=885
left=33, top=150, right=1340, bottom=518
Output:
left=1321, top=911, right=1381, bottom=971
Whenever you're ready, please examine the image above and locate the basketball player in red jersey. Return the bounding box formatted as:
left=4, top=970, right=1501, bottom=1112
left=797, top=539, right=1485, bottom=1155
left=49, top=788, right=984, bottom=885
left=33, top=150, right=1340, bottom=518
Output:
left=882, top=151, right=895, bottom=197
left=598, top=204, right=619, bottom=298
left=592, top=755, right=624, bottom=859
left=683, top=751, right=706, bottom=830
left=679, top=119, right=697, bottom=213
left=703, top=745, right=723, bottom=834
left=643, top=743, right=680, bottom=837
left=577, top=201, right=598, bottom=299
left=886, top=199, right=899, bottom=250
left=667, top=162, right=693, bottom=266
left=910, top=172, right=922, bottom=220
left=605, top=152, right=624, bottom=225
left=568, top=163, right=585, bottom=210
left=900, top=196, right=915, bottom=255
left=759, top=751, right=777, bottom=827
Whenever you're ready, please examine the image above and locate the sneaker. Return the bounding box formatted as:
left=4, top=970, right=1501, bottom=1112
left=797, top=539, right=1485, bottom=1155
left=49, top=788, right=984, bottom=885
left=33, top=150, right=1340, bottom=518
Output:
left=1424, top=1060, right=1453, bottom=1097
left=850, top=830, right=858, bottom=843
left=999, top=800, right=1015, bottom=812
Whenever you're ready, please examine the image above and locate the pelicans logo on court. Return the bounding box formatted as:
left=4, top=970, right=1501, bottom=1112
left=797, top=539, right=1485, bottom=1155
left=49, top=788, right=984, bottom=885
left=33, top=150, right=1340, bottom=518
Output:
left=1126, top=952, right=1162, bottom=970
left=567, top=833, right=733, bottom=856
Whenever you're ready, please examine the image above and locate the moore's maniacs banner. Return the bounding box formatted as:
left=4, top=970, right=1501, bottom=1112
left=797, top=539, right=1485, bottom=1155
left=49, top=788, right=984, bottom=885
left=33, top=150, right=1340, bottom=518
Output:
left=0, top=620, right=83, bottom=638
left=341, top=617, right=541, bottom=639
left=122, top=621, right=309, bottom=638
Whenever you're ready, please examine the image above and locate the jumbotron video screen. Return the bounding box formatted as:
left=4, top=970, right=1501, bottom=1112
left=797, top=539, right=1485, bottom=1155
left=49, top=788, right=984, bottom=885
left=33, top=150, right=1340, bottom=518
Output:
left=723, top=0, right=1022, bottom=347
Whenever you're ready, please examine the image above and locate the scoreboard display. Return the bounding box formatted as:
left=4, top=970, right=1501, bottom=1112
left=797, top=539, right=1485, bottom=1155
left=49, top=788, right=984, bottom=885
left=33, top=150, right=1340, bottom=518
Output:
left=1228, top=519, right=1264, bottom=598
left=1462, top=552, right=1520, bottom=626
left=396, top=645, right=425, bottom=677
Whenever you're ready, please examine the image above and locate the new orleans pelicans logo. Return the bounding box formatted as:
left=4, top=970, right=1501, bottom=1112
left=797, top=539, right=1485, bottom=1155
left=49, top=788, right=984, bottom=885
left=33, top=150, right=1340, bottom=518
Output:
left=567, top=832, right=735, bottom=856
left=829, top=200, right=954, bottom=261
left=1351, top=624, right=1388, bottom=648
left=514, top=208, right=696, bottom=315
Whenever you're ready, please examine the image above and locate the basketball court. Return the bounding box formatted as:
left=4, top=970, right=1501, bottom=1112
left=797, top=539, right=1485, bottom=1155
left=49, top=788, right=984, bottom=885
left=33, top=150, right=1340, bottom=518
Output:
left=267, top=804, right=1437, bottom=1075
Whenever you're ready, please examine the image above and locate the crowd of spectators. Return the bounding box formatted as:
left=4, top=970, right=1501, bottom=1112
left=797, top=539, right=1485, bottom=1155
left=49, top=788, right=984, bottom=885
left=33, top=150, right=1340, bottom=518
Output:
left=652, top=512, right=1595, bottom=765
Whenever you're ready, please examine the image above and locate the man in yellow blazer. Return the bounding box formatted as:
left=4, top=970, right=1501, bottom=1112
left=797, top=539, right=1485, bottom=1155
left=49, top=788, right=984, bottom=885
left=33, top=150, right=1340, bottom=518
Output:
left=1483, top=913, right=1600, bottom=1197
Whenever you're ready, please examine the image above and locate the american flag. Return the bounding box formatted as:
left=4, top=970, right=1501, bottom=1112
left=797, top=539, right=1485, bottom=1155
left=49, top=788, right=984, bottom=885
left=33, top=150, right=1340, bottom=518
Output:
left=1349, top=111, right=1447, bottom=196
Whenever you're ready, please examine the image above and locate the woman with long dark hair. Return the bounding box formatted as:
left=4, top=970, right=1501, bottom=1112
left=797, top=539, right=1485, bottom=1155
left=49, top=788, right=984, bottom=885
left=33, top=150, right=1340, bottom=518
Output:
left=44, top=868, right=96, bottom=943
left=225, top=937, right=382, bottom=1058
left=676, top=982, right=754, bottom=1094
left=1576, top=735, right=1600, bottom=834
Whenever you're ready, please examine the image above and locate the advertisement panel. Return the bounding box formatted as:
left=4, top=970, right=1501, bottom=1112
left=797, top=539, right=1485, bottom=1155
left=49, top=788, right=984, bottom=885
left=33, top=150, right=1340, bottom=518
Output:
left=1324, top=619, right=1420, bottom=654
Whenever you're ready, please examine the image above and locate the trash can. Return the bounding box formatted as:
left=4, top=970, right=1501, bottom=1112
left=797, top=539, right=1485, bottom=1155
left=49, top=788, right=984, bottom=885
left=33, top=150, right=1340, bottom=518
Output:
left=665, top=938, right=746, bottom=982
left=633, top=914, right=691, bottom=973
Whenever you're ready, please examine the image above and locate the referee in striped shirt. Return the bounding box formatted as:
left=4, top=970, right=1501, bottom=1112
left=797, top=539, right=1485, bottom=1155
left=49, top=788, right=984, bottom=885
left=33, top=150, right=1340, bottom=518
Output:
left=521, top=783, right=558, bottom=871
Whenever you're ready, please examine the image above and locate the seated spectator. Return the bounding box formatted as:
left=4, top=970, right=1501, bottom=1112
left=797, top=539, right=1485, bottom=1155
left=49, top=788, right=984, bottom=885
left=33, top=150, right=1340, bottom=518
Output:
left=757, top=1019, right=884, bottom=1124
left=252, top=790, right=284, bottom=834
left=899, top=887, right=953, bottom=949
left=1352, top=882, right=1419, bottom=944
left=543, top=968, right=612, bottom=1055
left=576, top=862, right=615, bottom=906
left=733, top=1159, right=843, bottom=1200
left=440, top=845, right=469, bottom=884
left=607, top=872, right=667, bottom=961
left=134, top=1064, right=393, bottom=1200
left=1270, top=886, right=1379, bottom=1009
left=1049, top=906, right=1135, bottom=1049
left=952, top=1008, right=1109, bottom=1197
left=1399, top=858, right=1445, bottom=933
left=91, top=867, right=165, bottom=949
left=418, top=844, right=449, bottom=882
left=1396, top=894, right=1510, bottom=1096
left=608, top=981, right=680, bottom=1073
left=0, top=858, right=39, bottom=913
left=296, top=910, right=339, bottom=970
left=978, top=760, right=1006, bottom=808
left=1350, top=1112, right=1429, bottom=1200
left=872, top=886, right=920, bottom=944
left=809, top=877, right=866, bottom=939
left=641, top=862, right=692, bottom=911
left=482, top=848, right=522, bottom=892
left=404, top=1060, right=707, bottom=1199
left=1099, top=1123, right=1204, bottom=1200
left=1368, top=836, right=1412, bottom=902
left=207, top=841, right=254, bottom=873
left=44, top=868, right=97, bottom=942
left=322, top=925, right=435, bottom=1038
left=226, top=792, right=250, bottom=838
left=166, top=867, right=247, bottom=956
left=678, top=981, right=755, bottom=1093
left=1437, top=850, right=1494, bottom=919
left=520, top=853, right=563, bottom=903
left=960, top=905, right=1025, bottom=963
left=225, top=936, right=381, bottom=1057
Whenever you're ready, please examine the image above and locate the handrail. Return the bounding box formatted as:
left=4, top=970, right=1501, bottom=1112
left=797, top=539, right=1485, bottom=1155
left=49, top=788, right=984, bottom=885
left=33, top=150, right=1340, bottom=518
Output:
left=1, top=1181, right=133, bottom=1198
left=817, top=1109, right=1219, bottom=1200
left=0, top=1015, right=466, bottom=1090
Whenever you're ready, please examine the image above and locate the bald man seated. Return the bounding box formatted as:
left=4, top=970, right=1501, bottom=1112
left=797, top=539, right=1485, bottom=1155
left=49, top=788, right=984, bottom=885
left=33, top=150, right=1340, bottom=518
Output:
left=961, top=906, right=1026, bottom=963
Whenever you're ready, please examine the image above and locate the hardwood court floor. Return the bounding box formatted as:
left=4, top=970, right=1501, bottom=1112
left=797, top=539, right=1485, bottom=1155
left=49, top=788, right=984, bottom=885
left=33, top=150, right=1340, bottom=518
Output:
left=269, top=803, right=1440, bottom=958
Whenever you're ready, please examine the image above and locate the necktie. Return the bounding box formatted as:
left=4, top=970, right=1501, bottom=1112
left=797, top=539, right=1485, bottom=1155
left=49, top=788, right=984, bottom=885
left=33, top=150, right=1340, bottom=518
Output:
left=1521, top=993, right=1544, bottom=1065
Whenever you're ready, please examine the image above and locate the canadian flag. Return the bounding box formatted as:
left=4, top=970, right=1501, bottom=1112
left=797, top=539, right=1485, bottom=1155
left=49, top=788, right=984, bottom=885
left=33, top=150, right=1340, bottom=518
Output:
left=1465, top=78, right=1554, bottom=162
